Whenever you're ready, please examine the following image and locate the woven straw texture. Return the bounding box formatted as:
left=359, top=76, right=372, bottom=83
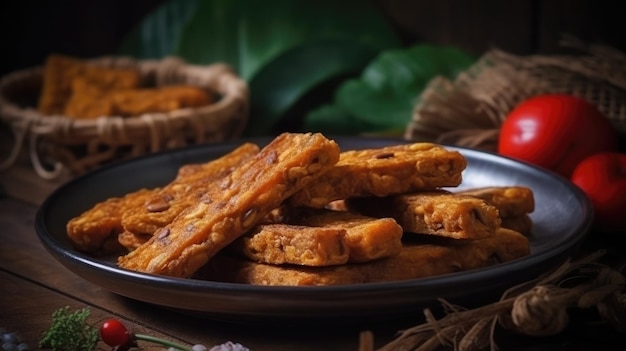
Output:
left=405, top=37, right=626, bottom=151
left=0, top=56, right=248, bottom=179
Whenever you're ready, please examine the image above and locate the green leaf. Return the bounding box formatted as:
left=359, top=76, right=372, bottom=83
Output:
left=244, top=39, right=380, bottom=136
left=116, top=0, right=403, bottom=136
left=336, top=79, right=416, bottom=130
left=116, top=0, right=200, bottom=59
left=305, top=44, right=476, bottom=134
left=301, top=104, right=380, bottom=135
left=176, top=0, right=402, bottom=81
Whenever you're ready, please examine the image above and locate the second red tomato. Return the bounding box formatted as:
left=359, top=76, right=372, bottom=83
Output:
left=498, top=94, right=618, bottom=178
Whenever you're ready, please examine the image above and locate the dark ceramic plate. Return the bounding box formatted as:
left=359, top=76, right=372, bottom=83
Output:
left=35, top=137, right=592, bottom=324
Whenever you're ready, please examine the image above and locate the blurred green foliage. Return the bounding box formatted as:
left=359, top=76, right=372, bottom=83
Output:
left=117, top=0, right=474, bottom=136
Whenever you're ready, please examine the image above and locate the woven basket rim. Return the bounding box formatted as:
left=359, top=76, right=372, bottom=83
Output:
left=0, top=55, right=249, bottom=132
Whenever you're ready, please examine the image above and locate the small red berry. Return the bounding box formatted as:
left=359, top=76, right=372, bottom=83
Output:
left=100, top=319, right=133, bottom=348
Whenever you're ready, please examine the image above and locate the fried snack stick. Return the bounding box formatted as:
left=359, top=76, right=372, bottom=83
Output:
left=117, top=132, right=340, bottom=277
left=289, top=142, right=467, bottom=208
left=455, top=186, right=535, bottom=218
left=203, top=228, right=530, bottom=286
left=121, top=143, right=260, bottom=237
left=232, top=224, right=350, bottom=266
left=283, top=208, right=404, bottom=263
left=66, top=188, right=155, bottom=254
left=456, top=186, right=535, bottom=235
left=347, top=192, right=501, bottom=240
left=233, top=209, right=403, bottom=266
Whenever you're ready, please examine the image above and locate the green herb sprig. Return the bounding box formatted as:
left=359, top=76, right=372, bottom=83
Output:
left=39, top=306, right=99, bottom=351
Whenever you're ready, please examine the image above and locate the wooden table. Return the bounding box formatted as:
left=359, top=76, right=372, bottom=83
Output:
left=1, top=130, right=624, bottom=351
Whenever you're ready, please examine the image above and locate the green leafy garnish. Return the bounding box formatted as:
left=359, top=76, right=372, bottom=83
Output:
left=39, top=306, right=99, bottom=351
left=303, top=44, right=476, bottom=135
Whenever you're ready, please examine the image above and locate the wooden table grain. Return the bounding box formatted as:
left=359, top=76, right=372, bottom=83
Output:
left=1, top=132, right=624, bottom=351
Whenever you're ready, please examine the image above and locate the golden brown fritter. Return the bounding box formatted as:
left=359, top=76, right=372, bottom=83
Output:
left=347, top=192, right=501, bottom=240
left=455, top=186, right=535, bottom=218
left=117, top=132, right=341, bottom=277
left=66, top=188, right=154, bottom=254
left=289, top=142, right=466, bottom=208
left=120, top=143, right=259, bottom=237
left=233, top=208, right=403, bottom=266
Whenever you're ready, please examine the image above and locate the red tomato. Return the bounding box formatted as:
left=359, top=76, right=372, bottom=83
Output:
left=498, top=94, right=618, bottom=177
left=100, top=319, right=133, bottom=348
left=571, top=152, right=626, bottom=234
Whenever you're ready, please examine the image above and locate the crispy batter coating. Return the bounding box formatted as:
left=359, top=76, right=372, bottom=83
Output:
left=66, top=188, right=154, bottom=254
left=203, top=228, right=530, bottom=286
left=233, top=224, right=350, bottom=266
left=501, top=214, right=533, bottom=235
left=289, top=142, right=467, bottom=208
left=283, top=208, right=403, bottom=263
left=117, top=230, right=152, bottom=251
left=234, top=208, right=403, bottom=266
left=117, top=133, right=340, bottom=277
left=455, top=186, right=535, bottom=235
left=67, top=143, right=259, bottom=254
left=456, top=186, right=535, bottom=218
left=120, top=143, right=260, bottom=237
left=347, top=192, right=501, bottom=240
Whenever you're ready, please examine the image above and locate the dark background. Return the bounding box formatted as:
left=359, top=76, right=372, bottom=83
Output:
left=1, top=0, right=625, bottom=78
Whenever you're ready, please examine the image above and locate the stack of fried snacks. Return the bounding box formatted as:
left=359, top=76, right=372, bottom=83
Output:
left=38, top=54, right=213, bottom=118
left=66, top=133, right=534, bottom=285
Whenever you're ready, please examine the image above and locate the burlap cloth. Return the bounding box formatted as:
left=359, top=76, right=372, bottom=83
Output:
left=405, top=36, right=626, bottom=151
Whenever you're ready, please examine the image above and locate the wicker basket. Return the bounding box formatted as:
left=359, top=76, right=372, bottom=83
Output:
left=0, top=56, right=249, bottom=179
left=405, top=37, right=626, bottom=151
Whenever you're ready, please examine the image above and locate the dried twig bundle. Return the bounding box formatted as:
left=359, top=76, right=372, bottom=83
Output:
left=359, top=250, right=626, bottom=351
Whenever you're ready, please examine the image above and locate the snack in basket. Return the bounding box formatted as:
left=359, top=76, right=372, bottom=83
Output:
left=455, top=186, right=535, bottom=235
left=232, top=208, right=403, bottom=266
left=64, top=83, right=213, bottom=119
left=346, top=191, right=501, bottom=240
left=202, top=227, right=530, bottom=286
left=38, top=54, right=141, bottom=115
left=109, top=85, right=212, bottom=117
left=38, top=53, right=214, bottom=119
left=117, top=132, right=341, bottom=277
left=289, top=142, right=467, bottom=208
